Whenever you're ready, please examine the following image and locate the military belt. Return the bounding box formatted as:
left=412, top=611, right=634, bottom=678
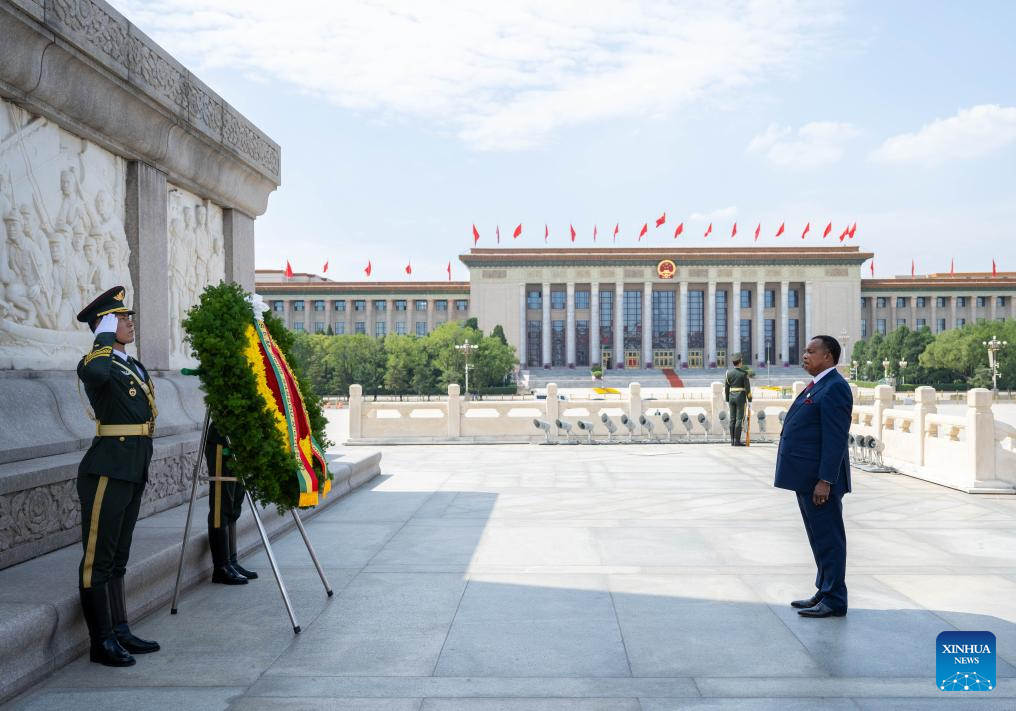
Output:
left=729, top=387, right=746, bottom=391
left=96, top=422, right=154, bottom=437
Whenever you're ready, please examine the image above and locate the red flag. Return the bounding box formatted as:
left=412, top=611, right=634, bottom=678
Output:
left=638, top=223, right=648, bottom=240
left=364, top=260, right=372, bottom=277
left=321, top=260, right=328, bottom=274
left=656, top=212, right=666, bottom=228
left=775, top=222, right=785, bottom=237
left=570, top=224, right=576, bottom=242
left=593, top=225, right=598, bottom=242
left=704, top=223, right=713, bottom=238
left=544, top=224, right=549, bottom=243
left=754, top=223, right=761, bottom=241
left=822, top=222, right=832, bottom=238
left=950, top=258, right=954, bottom=275
left=838, top=226, right=848, bottom=242
left=513, top=224, right=522, bottom=239
left=613, top=223, right=619, bottom=242
left=731, top=222, right=737, bottom=238
left=993, top=259, right=997, bottom=276
left=870, top=259, right=874, bottom=277
left=674, top=222, right=684, bottom=238
left=496, top=225, right=500, bottom=244
left=911, top=259, right=915, bottom=277
left=472, top=224, right=480, bottom=245
left=446, top=261, right=451, bottom=280
left=284, top=260, right=293, bottom=278
left=405, top=261, right=412, bottom=275
left=801, top=222, right=810, bottom=239
left=848, top=222, right=857, bottom=239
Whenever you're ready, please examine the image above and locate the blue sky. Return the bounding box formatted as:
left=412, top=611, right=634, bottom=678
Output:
left=118, top=0, right=1016, bottom=282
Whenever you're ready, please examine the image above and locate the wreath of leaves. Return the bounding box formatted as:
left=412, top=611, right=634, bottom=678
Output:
left=183, top=282, right=331, bottom=511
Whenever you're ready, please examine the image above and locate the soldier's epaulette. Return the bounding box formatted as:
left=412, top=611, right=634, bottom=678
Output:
left=84, top=346, right=113, bottom=365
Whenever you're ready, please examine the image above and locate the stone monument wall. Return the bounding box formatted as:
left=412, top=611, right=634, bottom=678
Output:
left=0, top=0, right=281, bottom=569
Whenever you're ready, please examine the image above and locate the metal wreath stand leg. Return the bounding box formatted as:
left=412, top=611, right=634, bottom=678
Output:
left=170, top=405, right=334, bottom=634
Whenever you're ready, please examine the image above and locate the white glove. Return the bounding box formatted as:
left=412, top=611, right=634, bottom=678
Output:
left=94, top=313, right=119, bottom=335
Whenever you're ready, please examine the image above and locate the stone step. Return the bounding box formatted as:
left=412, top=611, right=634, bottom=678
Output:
left=0, top=450, right=382, bottom=705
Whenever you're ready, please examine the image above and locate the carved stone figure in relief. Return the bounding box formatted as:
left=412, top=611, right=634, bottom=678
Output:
left=47, top=227, right=79, bottom=329
left=88, top=190, right=131, bottom=289
left=2, top=211, right=40, bottom=325
left=193, top=204, right=211, bottom=287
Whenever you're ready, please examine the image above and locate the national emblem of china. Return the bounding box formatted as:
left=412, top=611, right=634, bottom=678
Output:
left=657, top=259, right=677, bottom=279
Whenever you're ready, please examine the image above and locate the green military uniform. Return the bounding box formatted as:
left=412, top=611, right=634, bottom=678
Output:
left=724, top=357, right=752, bottom=446
left=204, top=421, right=257, bottom=584
left=75, top=286, right=159, bottom=667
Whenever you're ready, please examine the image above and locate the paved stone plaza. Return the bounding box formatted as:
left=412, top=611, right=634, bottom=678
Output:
left=7, top=440, right=1016, bottom=710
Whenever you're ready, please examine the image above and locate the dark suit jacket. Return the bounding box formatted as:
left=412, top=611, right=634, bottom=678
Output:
left=77, top=332, right=155, bottom=483
left=774, top=368, right=853, bottom=495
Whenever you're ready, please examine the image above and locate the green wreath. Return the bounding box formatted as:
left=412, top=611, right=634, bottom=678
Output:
left=183, top=282, right=333, bottom=510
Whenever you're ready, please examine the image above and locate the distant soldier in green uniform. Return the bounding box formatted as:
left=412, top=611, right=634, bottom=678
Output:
left=75, top=286, right=160, bottom=666
left=205, top=421, right=257, bottom=584
left=724, top=354, right=752, bottom=447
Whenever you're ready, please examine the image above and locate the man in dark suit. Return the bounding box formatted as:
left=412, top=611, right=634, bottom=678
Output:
left=774, top=335, right=853, bottom=618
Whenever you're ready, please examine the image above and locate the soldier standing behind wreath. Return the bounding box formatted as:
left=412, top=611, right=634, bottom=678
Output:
left=204, top=420, right=258, bottom=585
left=724, top=354, right=752, bottom=446
left=75, top=287, right=160, bottom=667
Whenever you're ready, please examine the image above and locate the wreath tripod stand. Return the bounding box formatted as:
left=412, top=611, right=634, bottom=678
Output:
left=169, top=407, right=333, bottom=633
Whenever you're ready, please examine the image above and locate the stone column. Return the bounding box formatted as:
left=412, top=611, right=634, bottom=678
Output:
left=890, top=295, right=897, bottom=330
left=679, top=280, right=689, bottom=367
left=542, top=282, right=551, bottom=367
left=427, top=299, right=436, bottom=333
left=755, top=280, right=765, bottom=366
left=991, top=295, right=998, bottom=321
left=614, top=282, right=624, bottom=369
left=518, top=283, right=527, bottom=367
left=731, top=280, right=741, bottom=359
left=931, top=297, right=938, bottom=333
left=125, top=161, right=169, bottom=370
left=950, top=296, right=957, bottom=329
left=385, top=299, right=394, bottom=338
left=642, top=281, right=653, bottom=367
left=706, top=279, right=717, bottom=367
left=348, top=384, right=363, bottom=440
left=804, top=280, right=813, bottom=342
left=590, top=283, right=600, bottom=367
left=914, top=386, right=937, bottom=466
left=780, top=279, right=790, bottom=366
left=910, top=298, right=917, bottom=329
left=970, top=293, right=976, bottom=325
left=447, top=383, right=461, bottom=438
left=566, top=282, right=576, bottom=367
left=222, top=209, right=255, bottom=292
left=968, top=388, right=997, bottom=487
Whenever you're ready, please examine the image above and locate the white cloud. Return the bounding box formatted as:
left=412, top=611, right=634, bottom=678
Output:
left=120, top=0, right=841, bottom=150
left=870, top=104, right=1016, bottom=165
left=747, top=121, right=859, bottom=169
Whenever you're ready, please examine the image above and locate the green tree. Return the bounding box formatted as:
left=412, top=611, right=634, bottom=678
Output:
left=491, top=324, right=508, bottom=345
left=383, top=334, right=426, bottom=396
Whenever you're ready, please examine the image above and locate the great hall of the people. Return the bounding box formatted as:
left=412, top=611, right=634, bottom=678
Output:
left=256, top=247, right=1016, bottom=370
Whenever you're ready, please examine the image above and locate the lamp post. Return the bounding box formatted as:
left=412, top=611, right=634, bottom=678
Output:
left=898, top=359, right=908, bottom=387
left=982, top=335, right=1008, bottom=394
left=866, top=360, right=872, bottom=381
left=455, top=339, right=479, bottom=400
left=765, top=339, right=772, bottom=386
left=882, top=358, right=891, bottom=382
left=839, top=328, right=850, bottom=377
left=851, top=360, right=859, bottom=381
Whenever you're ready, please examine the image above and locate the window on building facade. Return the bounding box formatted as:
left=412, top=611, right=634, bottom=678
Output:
left=294, top=321, right=305, bottom=331
left=435, top=300, right=448, bottom=311
left=788, top=318, right=800, bottom=364
left=763, top=319, right=775, bottom=361
left=526, top=320, right=542, bottom=367
left=688, top=290, right=704, bottom=348
left=313, top=321, right=325, bottom=333
left=896, top=297, right=907, bottom=308
left=876, top=297, right=887, bottom=308
left=788, top=289, right=799, bottom=308
left=395, top=321, right=406, bottom=335
left=860, top=319, right=867, bottom=338
left=599, top=290, right=614, bottom=346
left=715, top=290, right=728, bottom=351
left=957, top=318, right=966, bottom=328
left=652, top=291, right=675, bottom=349
left=957, top=296, right=967, bottom=307
left=454, top=299, right=469, bottom=311
left=937, top=296, right=947, bottom=307
left=916, top=318, right=927, bottom=329
left=860, top=297, right=868, bottom=308
left=334, top=322, right=345, bottom=335
left=574, top=290, right=590, bottom=309
left=896, top=318, right=906, bottom=328
left=373, top=300, right=387, bottom=311
left=415, top=300, right=428, bottom=311
left=355, top=321, right=366, bottom=334
left=416, top=321, right=427, bottom=336
left=353, top=300, right=366, bottom=311
left=293, top=300, right=305, bottom=312
left=741, top=289, right=752, bottom=309
left=739, top=320, right=752, bottom=360
left=375, top=322, right=386, bottom=337
left=333, top=300, right=346, bottom=312
left=313, top=300, right=325, bottom=311
left=915, top=297, right=926, bottom=308
left=575, top=320, right=589, bottom=366
left=976, top=296, right=987, bottom=308
left=394, top=300, right=407, bottom=311
left=623, top=290, right=642, bottom=349
left=526, top=290, right=541, bottom=310
left=551, top=290, right=566, bottom=310
left=997, top=296, right=1007, bottom=307
left=764, top=290, right=775, bottom=309
left=876, top=319, right=887, bottom=335
left=936, top=318, right=945, bottom=333
left=272, top=300, right=284, bottom=312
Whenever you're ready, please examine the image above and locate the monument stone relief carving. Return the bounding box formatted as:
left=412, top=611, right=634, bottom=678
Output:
left=0, top=98, right=131, bottom=369
left=167, top=183, right=224, bottom=367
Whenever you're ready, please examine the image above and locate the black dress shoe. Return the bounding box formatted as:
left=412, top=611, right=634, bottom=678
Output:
left=798, top=601, right=847, bottom=618
left=90, top=637, right=136, bottom=667
left=791, top=594, right=822, bottom=609
left=212, top=564, right=249, bottom=585
left=114, top=623, right=161, bottom=654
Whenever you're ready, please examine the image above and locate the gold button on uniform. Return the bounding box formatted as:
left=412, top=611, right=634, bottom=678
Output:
left=128, top=387, right=137, bottom=397
left=119, top=437, right=125, bottom=442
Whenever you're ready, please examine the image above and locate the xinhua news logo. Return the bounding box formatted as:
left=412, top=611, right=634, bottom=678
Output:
left=937, top=631, right=996, bottom=691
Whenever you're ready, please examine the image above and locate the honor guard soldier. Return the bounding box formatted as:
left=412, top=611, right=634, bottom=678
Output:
left=204, top=421, right=258, bottom=584
left=724, top=354, right=752, bottom=447
left=75, top=286, right=160, bottom=666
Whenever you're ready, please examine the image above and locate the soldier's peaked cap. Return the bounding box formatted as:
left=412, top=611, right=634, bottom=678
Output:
left=76, top=286, right=134, bottom=325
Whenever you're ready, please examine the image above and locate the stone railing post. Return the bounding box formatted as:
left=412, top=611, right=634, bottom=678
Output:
left=546, top=383, right=560, bottom=442
left=710, top=381, right=725, bottom=434
left=913, top=386, right=937, bottom=466
left=448, top=383, right=461, bottom=438
left=629, top=382, right=643, bottom=434
left=873, top=384, right=894, bottom=436
left=967, top=388, right=996, bottom=485
left=349, top=384, right=363, bottom=440
left=792, top=380, right=806, bottom=398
